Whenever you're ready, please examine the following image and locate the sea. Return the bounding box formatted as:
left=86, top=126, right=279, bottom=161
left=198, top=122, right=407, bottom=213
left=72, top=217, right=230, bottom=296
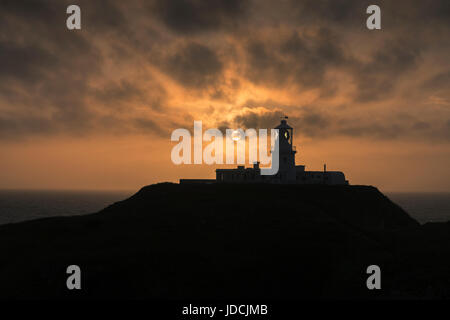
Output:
left=0, top=190, right=449, bottom=225
left=0, top=190, right=133, bottom=226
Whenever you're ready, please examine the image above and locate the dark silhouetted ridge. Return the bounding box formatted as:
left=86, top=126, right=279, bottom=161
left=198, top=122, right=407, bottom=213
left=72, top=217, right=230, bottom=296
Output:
left=0, top=183, right=449, bottom=299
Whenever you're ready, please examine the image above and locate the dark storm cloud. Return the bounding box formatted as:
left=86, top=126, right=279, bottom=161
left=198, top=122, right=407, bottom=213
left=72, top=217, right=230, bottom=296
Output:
left=244, top=40, right=289, bottom=86
left=334, top=116, right=450, bottom=142
left=288, top=0, right=366, bottom=26
left=82, top=1, right=127, bottom=32
left=0, top=1, right=100, bottom=90
left=244, top=29, right=346, bottom=89
left=337, top=122, right=404, bottom=140
left=423, top=71, right=450, bottom=90
left=234, top=110, right=285, bottom=129
left=0, top=0, right=59, bottom=25
left=241, top=0, right=449, bottom=102
left=242, top=19, right=425, bottom=101
left=350, top=38, right=422, bottom=102
left=0, top=0, right=168, bottom=140
left=298, top=109, right=331, bottom=137
left=151, top=0, right=248, bottom=35
left=0, top=42, right=56, bottom=83
left=0, top=3, right=101, bottom=139
left=90, top=79, right=167, bottom=111
left=0, top=0, right=129, bottom=40
left=285, top=0, right=450, bottom=29
left=162, top=42, right=223, bottom=88
left=0, top=0, right=100, bottom=85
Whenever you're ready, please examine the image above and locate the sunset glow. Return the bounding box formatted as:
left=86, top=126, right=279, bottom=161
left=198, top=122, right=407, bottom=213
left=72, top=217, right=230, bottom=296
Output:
left=0, top=0, right=449, bottom=192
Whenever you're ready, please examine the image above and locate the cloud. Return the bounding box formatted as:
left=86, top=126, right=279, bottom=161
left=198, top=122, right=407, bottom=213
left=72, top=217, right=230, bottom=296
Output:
left=0, top=0, right=449, bottom=144
left=132, top=118, right=167, bottom=138
left=151, top=0, right=249, bottom=35
left=423, top=71, right=450, bottom=90
left=229, top=105, right=450, bottom=142
left=0, top=42, right=56, bottom=84
left=0, top=0, right=172, bottom=140
left=349, top=38, right=422, bottom=102
left=161, top=42, right=224, bottom=89
left=243, top=28, right=347, bottom=90
left=233, top=109, right=285, bottom=129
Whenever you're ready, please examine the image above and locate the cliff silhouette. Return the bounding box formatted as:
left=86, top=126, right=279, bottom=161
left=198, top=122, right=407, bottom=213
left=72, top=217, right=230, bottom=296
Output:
left=0, top=183, right=449, bottom=299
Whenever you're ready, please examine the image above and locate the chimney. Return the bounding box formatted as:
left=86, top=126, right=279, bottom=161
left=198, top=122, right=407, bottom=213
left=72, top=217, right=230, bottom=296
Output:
left=324, top=163, right=326, bottom=172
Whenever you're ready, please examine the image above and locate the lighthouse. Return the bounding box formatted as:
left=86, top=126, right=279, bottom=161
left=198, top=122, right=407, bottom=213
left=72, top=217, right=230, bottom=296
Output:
left=181, top=117, right=349, bottom=185
left=275, top=117, right=297, bottom=182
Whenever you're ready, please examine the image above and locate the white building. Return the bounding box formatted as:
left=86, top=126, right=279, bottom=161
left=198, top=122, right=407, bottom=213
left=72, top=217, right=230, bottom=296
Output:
left=215, top=118, right=349, bottom=185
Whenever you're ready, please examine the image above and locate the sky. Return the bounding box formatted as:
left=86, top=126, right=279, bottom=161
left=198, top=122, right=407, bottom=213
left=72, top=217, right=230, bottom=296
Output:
left=0, top=0, right=449, bottom=192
